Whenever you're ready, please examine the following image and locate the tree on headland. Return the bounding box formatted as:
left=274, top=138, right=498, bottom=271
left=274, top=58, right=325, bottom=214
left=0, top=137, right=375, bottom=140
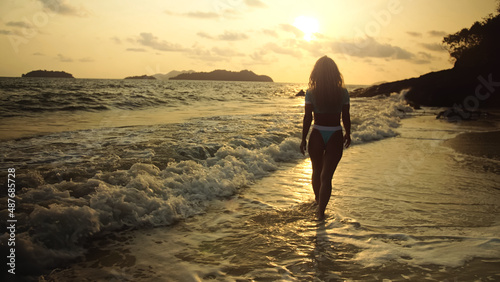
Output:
left=443, top=1, right=500, bottom=69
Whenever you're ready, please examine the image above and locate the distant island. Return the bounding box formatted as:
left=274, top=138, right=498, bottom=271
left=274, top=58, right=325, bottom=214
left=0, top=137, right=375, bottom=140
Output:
left=124, top=75, right=156, bottom=80
left=22, top=70, right=74, bottom=78
left=169, top=70, right=273, bottom=82
left=153, top=70, right=194, bottom=80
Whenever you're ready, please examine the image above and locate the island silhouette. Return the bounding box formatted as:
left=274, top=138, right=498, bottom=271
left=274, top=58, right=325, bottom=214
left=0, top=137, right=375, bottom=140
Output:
left=124, top=75, right=156, bottom=80
left=22, top=70, right=74, bottom=78
left=169, top=70, right=273, bottom=82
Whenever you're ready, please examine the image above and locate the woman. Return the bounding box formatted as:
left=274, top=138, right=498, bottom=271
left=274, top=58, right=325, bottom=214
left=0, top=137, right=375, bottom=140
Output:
left=300, top=56, right=351, bottom=220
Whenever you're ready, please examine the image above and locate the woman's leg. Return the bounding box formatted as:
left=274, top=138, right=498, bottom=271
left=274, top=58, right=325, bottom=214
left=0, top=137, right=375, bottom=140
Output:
left=308, top=129, right=324, bottom=203
left=317, top=130, right=343, bottom=219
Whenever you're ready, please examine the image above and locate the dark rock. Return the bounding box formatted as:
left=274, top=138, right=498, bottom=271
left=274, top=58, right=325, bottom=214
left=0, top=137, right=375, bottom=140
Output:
left=296, top=90, right=305, bottom=97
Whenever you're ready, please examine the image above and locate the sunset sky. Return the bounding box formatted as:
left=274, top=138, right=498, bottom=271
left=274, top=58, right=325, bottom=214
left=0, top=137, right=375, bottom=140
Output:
left=0, top=0, right=497, bottom=84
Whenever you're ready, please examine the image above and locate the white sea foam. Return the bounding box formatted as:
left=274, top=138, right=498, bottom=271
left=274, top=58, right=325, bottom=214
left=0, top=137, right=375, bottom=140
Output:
left=6, top=136, right=304, bottom=270
left=350, top=90, right=414, bottom=144
left=350, top=234, right=500, bottom=268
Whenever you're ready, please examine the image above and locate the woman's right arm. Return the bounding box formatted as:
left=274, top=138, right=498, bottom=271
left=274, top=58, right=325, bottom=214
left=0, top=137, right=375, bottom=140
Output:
left=342, top=104, right=351, bottom=148
left=300, top=104, right=313, bottom=155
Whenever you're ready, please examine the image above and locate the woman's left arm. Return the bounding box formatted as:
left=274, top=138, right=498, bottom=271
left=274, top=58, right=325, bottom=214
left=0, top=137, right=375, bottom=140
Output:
left=342, top=104, right=351, bottom=148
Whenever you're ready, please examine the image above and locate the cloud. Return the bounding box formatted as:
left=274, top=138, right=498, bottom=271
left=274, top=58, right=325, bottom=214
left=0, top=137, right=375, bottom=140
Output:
left=196, top=32, right=213, bottom=39
left=185, top=11, right=220, bottom=19
left=6, top=21, right=32, bottom=28
left=57, top=53, right=73, bottom=62
left=165, top=9, right=238, bottom=20
left=298, top=41, right=327, bottom=57
left=244, top=0, right=267, bottom=8
left=111, top=36, right=121, bottom=44
left=196, top=30, right=248, bottom=41
left=211, top=46, right=245, bottom=57
left=417, top=52, right=433, bottom=60
left=246, top=40, right=303, bottom=66
left=217, top=30, right=249, bottom=41
left=188, top=45, right=227, bottom=62
left=37, top=0, right=87, bottom=17
left=166, top=0, right=266, bottom=21
left=0, top=30, right=13, bottom=35
left=412, top=52, right=433, bottom=64
left=248, top=49, right=275, bottom=65
left=247, top=49, right=279, bottom=66
left=79, top=57, right=94, bottom=62
left=33, top=52, right=45, bottom=56
left=264, top=42, right=301, bottom=58
left=262, top=29, right=278, bottom=37
left=420, top=43, right=447, bottom=52
left=212, top=0, right=266, bottom=17
left=279, top=24, right=304, bottom=38
left=407, top=31, right=422, bottom=37
left=126, top=48, right=147, bottom=52
left=187, top=44, right=246, bottom=62
left=137, top=32, right=185, bottom=51
left=428, top=30, right=448, bottom=37
left=331, top=37, right=414, bottom=60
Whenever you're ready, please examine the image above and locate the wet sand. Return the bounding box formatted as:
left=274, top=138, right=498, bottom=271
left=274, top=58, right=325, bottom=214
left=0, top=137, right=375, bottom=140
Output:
left=445, top=130, right=500, bottom=160
left=443, top=110, right=500, bottom=160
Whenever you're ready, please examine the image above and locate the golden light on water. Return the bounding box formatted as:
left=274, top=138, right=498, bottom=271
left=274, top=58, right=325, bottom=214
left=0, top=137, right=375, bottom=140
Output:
left=293, top=16, right=320, bottom=41
left=298, top=158, right=313, bottom=182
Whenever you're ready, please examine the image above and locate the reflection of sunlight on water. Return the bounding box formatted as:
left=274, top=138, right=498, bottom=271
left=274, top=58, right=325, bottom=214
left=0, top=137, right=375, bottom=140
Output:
left=292, top=159, right=314, bottom=205
left=294, top=101, right=305, bottom=108
left=295, top=158, right=312, bottom=187
left=249, top=159, right=314, bottom=208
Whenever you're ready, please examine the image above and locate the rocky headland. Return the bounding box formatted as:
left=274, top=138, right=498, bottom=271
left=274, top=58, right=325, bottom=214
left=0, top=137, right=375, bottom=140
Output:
left=351, top=10, right=500, bottom=110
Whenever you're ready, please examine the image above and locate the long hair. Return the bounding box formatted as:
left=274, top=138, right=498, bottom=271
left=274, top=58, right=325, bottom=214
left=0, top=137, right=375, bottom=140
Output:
left=308, top=56, right=344, bottom=113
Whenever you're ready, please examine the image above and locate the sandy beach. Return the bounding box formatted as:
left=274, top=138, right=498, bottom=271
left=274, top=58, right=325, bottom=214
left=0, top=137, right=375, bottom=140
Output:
left=446, top=130, right=500, bottom=159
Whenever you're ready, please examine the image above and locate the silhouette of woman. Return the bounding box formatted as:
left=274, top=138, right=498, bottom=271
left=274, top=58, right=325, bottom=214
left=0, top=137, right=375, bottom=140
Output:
left=300, top=56, right=351, bottom=220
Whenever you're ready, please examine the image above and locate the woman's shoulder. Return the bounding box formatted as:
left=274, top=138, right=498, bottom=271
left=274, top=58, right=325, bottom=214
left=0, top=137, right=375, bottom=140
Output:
left=305, top=88, right=314, bottom=98
left=305, top=89, right=313, bottom=103
left=342, top=87, right=349, bottom=97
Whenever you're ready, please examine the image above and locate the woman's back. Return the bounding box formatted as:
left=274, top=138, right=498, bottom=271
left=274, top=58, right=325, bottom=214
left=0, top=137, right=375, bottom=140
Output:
left=305, top=87, right=350, bottom=114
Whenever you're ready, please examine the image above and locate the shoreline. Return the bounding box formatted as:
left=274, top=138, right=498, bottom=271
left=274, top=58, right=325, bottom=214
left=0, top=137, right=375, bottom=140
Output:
left=441, top=110, right=500, bottom=160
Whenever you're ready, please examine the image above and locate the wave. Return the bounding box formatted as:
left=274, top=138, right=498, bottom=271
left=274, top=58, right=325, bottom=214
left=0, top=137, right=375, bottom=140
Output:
left=351, top=89, right=414, bottom=144
left=0, top=78, right=305, bottom=117
left=0, top=137, right=303, bottom=274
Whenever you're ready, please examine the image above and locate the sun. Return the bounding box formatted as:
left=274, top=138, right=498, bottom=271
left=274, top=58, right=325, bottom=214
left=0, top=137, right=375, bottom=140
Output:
left=293, top=16, right=319, bottom=41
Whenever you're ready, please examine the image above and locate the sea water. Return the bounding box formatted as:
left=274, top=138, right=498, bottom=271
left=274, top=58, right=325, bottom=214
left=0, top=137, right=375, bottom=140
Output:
left=0, top=78, right=499, bottom=281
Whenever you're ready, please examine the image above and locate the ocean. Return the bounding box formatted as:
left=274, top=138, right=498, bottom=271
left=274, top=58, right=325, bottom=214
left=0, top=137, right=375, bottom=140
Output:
left=0, top=78, right=499, bottom=281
